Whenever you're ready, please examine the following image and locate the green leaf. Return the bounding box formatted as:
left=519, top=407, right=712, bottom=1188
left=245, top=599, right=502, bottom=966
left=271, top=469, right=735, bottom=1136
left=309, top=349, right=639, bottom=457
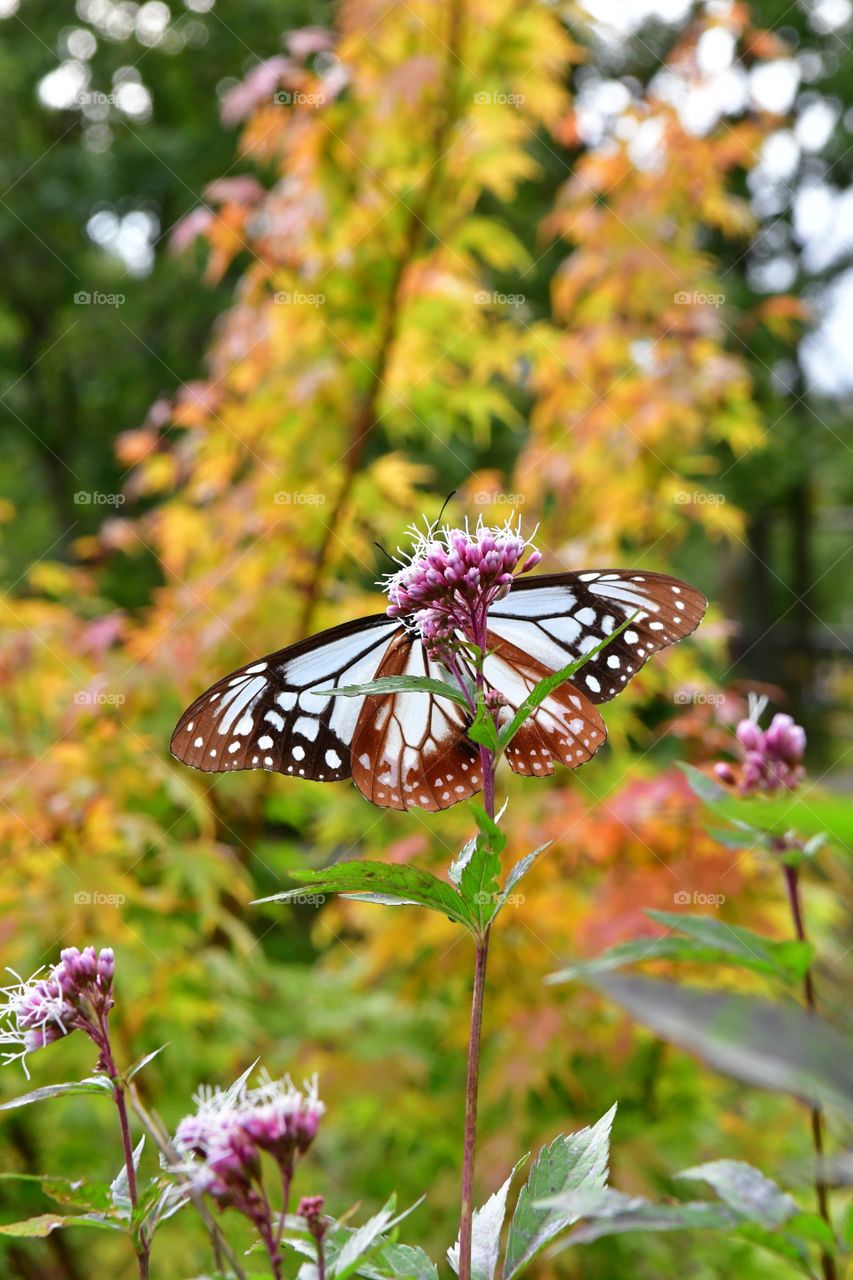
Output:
left=0, top=1213, right=120, bottom=1237
left=357, top=1243, right=438, bottom=1280
left=254, top=862, right=471, bottom=929
left=548, top=1189, right=738, bottom=1248
left=125, top=1044, right=168, bottom=1082
left=677, top=1161, right=798, bottom=1228
left=0, top=1077, right=113, bottom=1111
left=549, top=912, right=813, bottom=986
left=448, top=1158, right=527, bottom=1280
left=458, top=841, right=502, bottom=931
left=449, top=837, right=477, bottom=887
left=467, top=698, right=500, bottom=753
left=498, top=613, right=637, bottom=752
left=492, top=844, right=550, bottom=918
left=505, top=1104, right=616, bottom=1279
left=590, top=975, right=853, bottom=1114
left=0, top=1174, right=113, bottom=1212
left=319, top=676, right=468, bottom=707
left=678, top=762, right=730, bottom=805
left=332, top=1197, right=423, bottom=1280
left=680, top=764, right=851, bottom=851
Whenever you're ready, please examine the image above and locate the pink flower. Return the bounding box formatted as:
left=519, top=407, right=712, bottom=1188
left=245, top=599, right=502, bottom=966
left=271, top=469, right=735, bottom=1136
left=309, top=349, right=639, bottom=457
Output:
left=717, top=695, right=806, bottom=796
left=173, top=1071, right=324, bottom=1207
left=382, top=517, right=540, bottom=659
left=0, top=946, right=115, bottom=1075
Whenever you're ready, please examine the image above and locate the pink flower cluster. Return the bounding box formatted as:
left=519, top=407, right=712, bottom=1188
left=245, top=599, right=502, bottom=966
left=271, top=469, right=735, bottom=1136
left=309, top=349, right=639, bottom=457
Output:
left=174, top=1072, right=324, bottom=1211
left=1, top=946, right=115, bottom=1074
left=715, top=696, right=806, bottom=795
left=384, top=518, right=541, bottom=658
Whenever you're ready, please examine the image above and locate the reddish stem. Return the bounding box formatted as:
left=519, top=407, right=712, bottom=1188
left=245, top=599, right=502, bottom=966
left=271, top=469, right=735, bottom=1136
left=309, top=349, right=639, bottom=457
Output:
left=98, top=1022, right=149, bottom=1279
left=782, top=863, right=836, bottom=1280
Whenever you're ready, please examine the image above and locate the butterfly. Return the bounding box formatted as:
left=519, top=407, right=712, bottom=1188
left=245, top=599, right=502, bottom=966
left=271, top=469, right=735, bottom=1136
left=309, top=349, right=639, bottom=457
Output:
left=170, top=569, right=706, bottom=811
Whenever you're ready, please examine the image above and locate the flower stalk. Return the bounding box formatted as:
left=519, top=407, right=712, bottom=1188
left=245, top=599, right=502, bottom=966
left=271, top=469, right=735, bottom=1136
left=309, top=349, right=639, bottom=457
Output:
left=781, top=860, right=836, bottom=1280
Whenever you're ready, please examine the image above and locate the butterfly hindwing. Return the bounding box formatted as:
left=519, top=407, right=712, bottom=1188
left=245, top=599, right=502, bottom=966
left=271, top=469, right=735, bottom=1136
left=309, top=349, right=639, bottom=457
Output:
left=351, top=631, right=482, bottom=811
left=488, top=570, right=706, bottom=704
left=169, top=614, right=399, bottom=780
left=483, top=633, right=607, bottom=776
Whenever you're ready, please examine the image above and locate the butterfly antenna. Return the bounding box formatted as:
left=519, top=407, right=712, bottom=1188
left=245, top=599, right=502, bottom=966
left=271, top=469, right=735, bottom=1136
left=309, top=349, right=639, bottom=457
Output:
left=374, top=541, right=398, bottom=569
left=437, top=490, right=457, bottom=525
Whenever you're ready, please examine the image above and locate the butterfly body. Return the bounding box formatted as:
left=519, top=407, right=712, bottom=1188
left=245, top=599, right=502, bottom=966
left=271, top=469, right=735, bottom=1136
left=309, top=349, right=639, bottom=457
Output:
left=170, top=569, right=706, bottom=810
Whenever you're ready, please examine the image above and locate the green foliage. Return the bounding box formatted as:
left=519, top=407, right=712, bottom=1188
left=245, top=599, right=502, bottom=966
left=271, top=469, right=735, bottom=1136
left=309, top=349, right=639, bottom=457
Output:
left=503, top=1107, right=615, bottom=1279
left=587, top=975, right=853, bottom=1115
left=549, top=911, right=814, bottom=985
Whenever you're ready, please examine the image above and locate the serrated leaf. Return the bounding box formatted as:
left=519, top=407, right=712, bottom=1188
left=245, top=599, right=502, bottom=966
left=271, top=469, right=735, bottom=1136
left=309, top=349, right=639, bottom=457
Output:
left=0, top=1212, right=121, bottom=1237
left=498, top=613, right=637, bottom=752
left=125, top=1044, right=168, bottom=1082
left=0, top=1077, right=113, bottom=1111
left=254, top=862, right=471, bottom=929
left=319, top=676, right=467, bottom=706
left=449, top=837, right=477, bottom=887
left=548, top=1188, right=738, bottom=1248
left=0, top=1173, right=113, bottom=1212
left=358, top=1243, right=438, bottom=1280
left=333, top=1197, right=423, bottom=1280
left=677, top=1160, right=797, bottom=1228
left=467, top=699, right=500, bottom=753
left=111, top=1137, right=145, bottom=1215
left=591, top=975, right=853, bottom=1114
left=505, top=1105, right=616, bottom=1279
left=491, top=844, right=550, bottom=919
left=448, top=1158, right=527, bottom=1280
left=458, top=842, right=502, bottom=931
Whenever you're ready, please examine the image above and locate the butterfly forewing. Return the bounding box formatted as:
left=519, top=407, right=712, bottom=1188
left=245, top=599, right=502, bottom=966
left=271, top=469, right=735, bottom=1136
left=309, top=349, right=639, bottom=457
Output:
left=351, top=631, right=482, bottom=811
left=483, top=634, right=607, bottom=776
left=169, top=614, right=399, bottom=780
left=488, top=570, right=706, bottom=705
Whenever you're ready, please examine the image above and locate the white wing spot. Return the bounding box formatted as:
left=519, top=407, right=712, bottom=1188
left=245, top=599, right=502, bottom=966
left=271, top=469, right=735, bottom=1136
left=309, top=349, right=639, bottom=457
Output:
left=325, top=749, right=341, bottom=769
left=258, top=735, right=274, bottom=750
left=265, top=711, right=285, bottom=730
left=245, top=662, right=267, bottom=673
left=607, top=654, right=620, bottom=669
left=576, top=606, right=596, bottom=626
left=265, top=756, right=274, bottom=767
left=235, top=715, right=253, bottom=735
left=186, top=721, right=194, bottom=732
left=585, top=674, right=601, bottom=692
left=625, top=630, right=639, bottom=644
left=649, top=621, right=665, bottom=631
left=194, top=736, right=203, bottom=747
left=579, top=572, right=599, bottom=581
left=292, top=745, right=305, bottom=761
left=228, top=741, right=240, bottom=754
left=359, top=752, right=370, bottom=767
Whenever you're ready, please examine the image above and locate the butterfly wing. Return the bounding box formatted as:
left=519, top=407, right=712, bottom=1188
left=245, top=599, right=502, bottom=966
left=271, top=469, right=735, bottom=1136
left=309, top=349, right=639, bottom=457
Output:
left=482, top=633, right=607, bottom=777
left=170, top=614, right=399, bottom=780
left=489, top=570, right=706, bottom=704
left=351, top=630, right=482, bottom=811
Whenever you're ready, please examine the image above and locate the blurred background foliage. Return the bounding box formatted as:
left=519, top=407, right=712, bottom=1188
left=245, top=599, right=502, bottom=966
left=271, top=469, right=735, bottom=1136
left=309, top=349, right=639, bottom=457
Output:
left=0, top=0, right=850, bottom=1276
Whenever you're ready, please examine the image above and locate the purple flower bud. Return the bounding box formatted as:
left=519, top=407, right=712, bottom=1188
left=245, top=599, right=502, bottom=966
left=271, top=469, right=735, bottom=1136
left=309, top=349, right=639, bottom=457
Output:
left=97, top=949, right=115, bottom=986
left=735, top=719, right=764, bottom=753
left=713, top=762, right=736, bottom=786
